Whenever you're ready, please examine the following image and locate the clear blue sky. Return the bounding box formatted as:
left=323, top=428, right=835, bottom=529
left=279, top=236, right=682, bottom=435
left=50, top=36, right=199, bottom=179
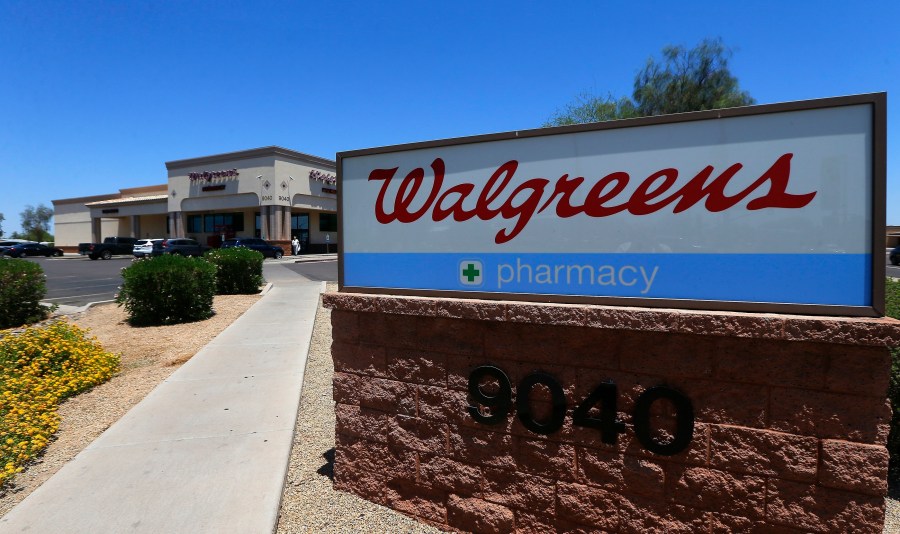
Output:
left=1, top=0, right=897, bottom=235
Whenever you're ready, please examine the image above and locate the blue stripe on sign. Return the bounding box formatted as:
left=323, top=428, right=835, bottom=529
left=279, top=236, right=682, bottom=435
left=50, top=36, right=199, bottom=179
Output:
left=343, top=253, right=872, bottom=306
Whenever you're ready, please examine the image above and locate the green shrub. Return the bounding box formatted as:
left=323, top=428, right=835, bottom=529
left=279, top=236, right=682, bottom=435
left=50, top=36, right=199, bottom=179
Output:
left=887, top=278, right=900, bottom=483
left=0, top=260, right=49, bottom=328
left=115, top=255, right=217, bottom=326
left=204, top=247, right=264, bottom=295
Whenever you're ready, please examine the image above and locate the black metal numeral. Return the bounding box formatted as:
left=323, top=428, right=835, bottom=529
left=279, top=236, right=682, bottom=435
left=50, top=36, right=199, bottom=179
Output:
left=572, top=382, right=627, bottom=444
left=516, top=371, right=567, bottom=434
left=467, top=365, right=512, bottom=425
left=632, top=385, right=694, bottom=456
left=466, top=366, right=695, bottom=455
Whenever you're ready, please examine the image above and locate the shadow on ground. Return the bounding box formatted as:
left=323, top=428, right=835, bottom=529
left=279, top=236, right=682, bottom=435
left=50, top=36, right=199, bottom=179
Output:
left=317, top=448, right=335, bottom=481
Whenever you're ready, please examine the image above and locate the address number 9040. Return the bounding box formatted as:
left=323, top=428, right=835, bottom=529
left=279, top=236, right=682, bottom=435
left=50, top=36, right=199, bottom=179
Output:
left=467, top=365, right=694, bottom=456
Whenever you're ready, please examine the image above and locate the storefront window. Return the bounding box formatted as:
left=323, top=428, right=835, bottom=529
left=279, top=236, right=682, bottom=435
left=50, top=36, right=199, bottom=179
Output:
left=291, top=214, right=309, bottom=230
left=319, top=213, right=337, bottom=232
left=202, top=213, right=244, bottom=233
left=188, top=213, right=244, bottom=233
left=187, top=215, right=203, bottom=233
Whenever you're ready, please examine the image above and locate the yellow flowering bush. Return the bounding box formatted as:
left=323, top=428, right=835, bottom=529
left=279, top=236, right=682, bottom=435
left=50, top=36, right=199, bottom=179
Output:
left=0, top=320, right=119, bottom=486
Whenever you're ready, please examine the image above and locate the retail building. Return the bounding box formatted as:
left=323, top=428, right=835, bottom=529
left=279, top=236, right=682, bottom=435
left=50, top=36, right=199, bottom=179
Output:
left=53, top=146, right=337, bottom=253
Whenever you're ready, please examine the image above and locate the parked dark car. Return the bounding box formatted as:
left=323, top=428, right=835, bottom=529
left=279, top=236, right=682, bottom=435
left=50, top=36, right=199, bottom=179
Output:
left=160, top=238, right=210, bottom=257
left=0, top=240, right=33, bottom=256
left=220, top=237, right=284, bottom=259
left=78, top=237, right=138, bottom=260
left=891, top=246, right=900, bottom=266
left=4, top=242, right=65, bottom=258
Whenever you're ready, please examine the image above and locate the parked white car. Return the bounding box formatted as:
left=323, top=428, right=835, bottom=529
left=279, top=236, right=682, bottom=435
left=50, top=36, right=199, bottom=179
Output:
left=133, top=239, right=164, bottom=258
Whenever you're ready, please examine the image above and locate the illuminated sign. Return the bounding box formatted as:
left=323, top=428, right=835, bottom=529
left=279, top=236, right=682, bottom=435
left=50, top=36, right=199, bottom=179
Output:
left=338, top=94, right=886, bottom=316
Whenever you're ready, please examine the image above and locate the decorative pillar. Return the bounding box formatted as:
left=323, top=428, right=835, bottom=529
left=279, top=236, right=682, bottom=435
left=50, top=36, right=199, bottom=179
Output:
left=91, top=217, right=101, bottom=243
left=168, top=211, right=185, bottom=238
left=282, top=206, right=292, bottom=242
left=273, top=206, right=283, bottom=242
left=267, top=206, right=279, bottom=242
left=131, top=215, right=141, bottom=239
left=259, top=206, right=270, bottom=240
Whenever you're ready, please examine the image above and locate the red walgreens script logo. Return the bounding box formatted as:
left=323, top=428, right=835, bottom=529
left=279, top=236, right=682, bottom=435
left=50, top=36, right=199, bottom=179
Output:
left=368, top=153, right=816, bottom=244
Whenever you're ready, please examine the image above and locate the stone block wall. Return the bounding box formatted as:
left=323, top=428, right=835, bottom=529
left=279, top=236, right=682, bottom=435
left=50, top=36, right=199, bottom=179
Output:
left=323, top=292, right=900, bottom=533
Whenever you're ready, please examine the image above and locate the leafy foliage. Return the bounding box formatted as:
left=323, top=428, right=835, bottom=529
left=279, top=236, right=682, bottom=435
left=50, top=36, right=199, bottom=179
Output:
left=887, top=278, right=900, bottom=482
left=544, top=93, right=638, bottom=127
left=116, top=254, right=216, bottom=326
left=546, top=37, right=754, bottom=126
left=204, top=247, right=265, bottom=295
left=18, top=204, right=53, bottom=243
left=0, top=320, right=119, bottom=486
left=0, top=260, right=49, bottom=328
left=0, top=212, right=5, bottom=238
left=632, top=38, right=754, bottom=116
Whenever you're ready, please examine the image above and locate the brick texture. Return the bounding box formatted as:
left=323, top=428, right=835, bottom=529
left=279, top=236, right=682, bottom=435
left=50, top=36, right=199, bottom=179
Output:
left=325, top=293, right=898, bottom=533
left=447, top=494, right=514, bottom=534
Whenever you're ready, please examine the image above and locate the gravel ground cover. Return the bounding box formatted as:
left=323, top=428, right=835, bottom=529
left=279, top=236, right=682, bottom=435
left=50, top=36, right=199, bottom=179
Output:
left=888, top=488, right=900, bottom=533
left=275, top=282, right=445, bottom=533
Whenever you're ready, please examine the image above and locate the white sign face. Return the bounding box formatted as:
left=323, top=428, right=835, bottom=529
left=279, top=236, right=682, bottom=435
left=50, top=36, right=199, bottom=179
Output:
left=339, top=96, right=883, bottom=315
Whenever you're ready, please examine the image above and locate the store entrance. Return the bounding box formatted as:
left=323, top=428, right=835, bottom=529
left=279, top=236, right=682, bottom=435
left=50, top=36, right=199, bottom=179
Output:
left=291, top=213, right=310, bottom=254
left=296, top=230, right=309, bottom=253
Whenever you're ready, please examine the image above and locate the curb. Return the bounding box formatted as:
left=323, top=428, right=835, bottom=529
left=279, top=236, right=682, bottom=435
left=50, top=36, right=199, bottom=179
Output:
left=259, top=282, right=274, bottom=296
left=46, top=299, right=116, bottom=316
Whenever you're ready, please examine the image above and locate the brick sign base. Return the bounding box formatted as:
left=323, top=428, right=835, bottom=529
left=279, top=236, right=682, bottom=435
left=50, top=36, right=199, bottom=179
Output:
left=323, top=293, right=900, bottom=533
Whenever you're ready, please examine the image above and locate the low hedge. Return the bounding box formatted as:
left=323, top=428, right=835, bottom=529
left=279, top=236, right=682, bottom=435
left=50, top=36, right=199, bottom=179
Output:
left=204, top=247, right=264, bottom=294
left=0, top=260, right=49, bottom=328
left=116, top=255, right=217, bottom=326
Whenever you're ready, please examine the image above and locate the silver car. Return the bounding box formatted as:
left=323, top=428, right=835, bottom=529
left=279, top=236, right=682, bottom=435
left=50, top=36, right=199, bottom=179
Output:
left=133, top=239, right=164, bottom=258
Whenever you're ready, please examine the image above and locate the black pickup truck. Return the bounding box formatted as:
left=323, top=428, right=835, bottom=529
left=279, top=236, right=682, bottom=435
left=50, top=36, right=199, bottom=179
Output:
left=78, top=237, right=138, bottom=260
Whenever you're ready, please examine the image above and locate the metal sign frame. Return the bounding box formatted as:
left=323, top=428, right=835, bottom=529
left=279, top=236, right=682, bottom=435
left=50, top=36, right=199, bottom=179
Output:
left=337, top=93, right=886, bottom=317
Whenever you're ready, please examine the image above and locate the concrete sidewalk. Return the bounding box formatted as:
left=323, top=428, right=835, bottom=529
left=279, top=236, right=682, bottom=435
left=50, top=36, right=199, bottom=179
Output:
left=1, top=264, right=324, bottom=533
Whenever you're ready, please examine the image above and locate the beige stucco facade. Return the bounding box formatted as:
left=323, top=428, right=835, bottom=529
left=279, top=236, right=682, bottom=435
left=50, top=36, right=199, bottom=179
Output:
left=52, top=146, right=338, bottom=253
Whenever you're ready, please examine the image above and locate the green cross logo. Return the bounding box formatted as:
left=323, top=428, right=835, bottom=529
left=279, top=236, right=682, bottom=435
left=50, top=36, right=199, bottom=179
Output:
left=459, top=260, right=483, bottom=286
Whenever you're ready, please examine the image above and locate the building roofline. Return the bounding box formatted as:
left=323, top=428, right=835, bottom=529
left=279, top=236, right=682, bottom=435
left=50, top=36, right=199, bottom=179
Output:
left=85, top=194, right=169, bottom=207
left=120, top=184, right=167, bottom=195
left=53, top=184, right=168, bottom=206
left=165, top=146, right=335, bottom=171
left=53, top=193, right=119, bottom=205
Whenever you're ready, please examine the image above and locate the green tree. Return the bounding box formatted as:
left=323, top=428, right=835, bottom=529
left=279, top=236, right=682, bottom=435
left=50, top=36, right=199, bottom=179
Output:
left=0, top=213, right=4, bottom=238
left=19, top=204, right=53, bottom=242
left=544, top=93, right=638, bottom=126
left=545, top=37, right=754, bottom=126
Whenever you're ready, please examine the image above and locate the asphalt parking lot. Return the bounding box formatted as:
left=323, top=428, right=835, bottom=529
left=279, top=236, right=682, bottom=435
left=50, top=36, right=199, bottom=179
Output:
left=11, top=254, right=337, bottom=309
left=888, top=248, right=900, bottom=278
left=13, top=250, right=898, bottom=308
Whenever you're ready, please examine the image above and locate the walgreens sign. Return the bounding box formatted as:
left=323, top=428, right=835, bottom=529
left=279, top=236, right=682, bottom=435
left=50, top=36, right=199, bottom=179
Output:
left=338, top=94, right=886, bottom=316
